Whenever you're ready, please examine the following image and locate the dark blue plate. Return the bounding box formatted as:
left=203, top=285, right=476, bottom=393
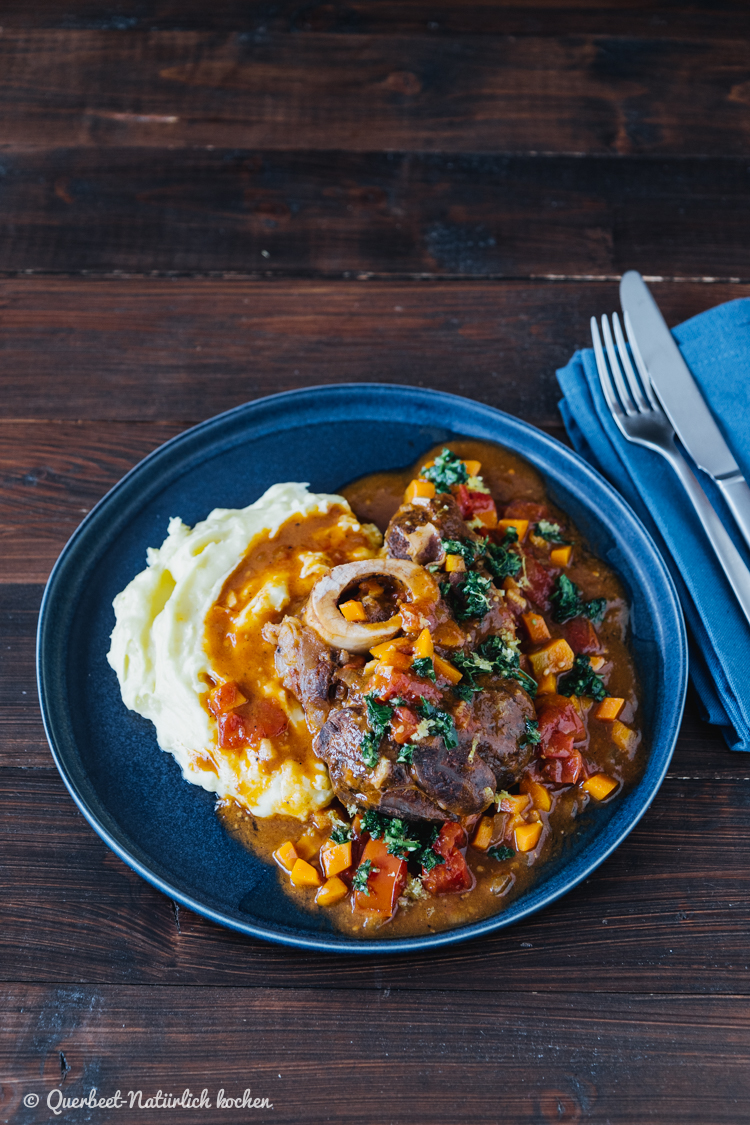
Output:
left=37, top=385, right=687, bottom=953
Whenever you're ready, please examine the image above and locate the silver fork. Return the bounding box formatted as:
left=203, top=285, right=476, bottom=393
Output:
left=591, top=312, right=750, bottom=628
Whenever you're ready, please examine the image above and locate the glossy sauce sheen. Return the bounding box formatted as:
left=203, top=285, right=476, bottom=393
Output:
left=219, top=440, right=644, bottom=939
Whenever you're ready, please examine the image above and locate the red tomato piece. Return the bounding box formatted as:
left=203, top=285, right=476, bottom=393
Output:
left=536, top=694, right=586, bottom=747
left=564, top=616, right=602, bottom=654
left=542, top=749, right=584, bottom=785
left=422, top=822, right=474, bottom=895
left=455, top=484, right=498, bottom=521
left=371, top=667, right=442, bottom=706
left=503, top=500, right=549, bottom=523
left=523, top=555, right=558, bottom=610
left=207, top=680, right=244, bottom=716
left=217, top=698, right=288, bottom=749
left=353, top=837, right=407, bottom=917
left=390, top=705, right=420, bottom=745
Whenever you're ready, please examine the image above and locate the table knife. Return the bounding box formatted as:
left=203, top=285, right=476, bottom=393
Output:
left=620, top=270, right=750, bottom=556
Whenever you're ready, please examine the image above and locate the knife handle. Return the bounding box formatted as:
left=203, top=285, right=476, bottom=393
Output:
left=665, top=444, right=750, bottom=629
left=717, top=474, right=750, bottom=558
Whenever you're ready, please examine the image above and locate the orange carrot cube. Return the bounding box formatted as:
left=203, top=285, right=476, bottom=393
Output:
left=514, top=822, right=543, bottom=852
left=471, top=816, right=494, bottom=852
left=290, top=858, right=322, bottom=887
left=340, top=600, right=367, bottom=622
left=404, top=479, right=435, bottom=503
left=315, top=876, right=349, bottom=906
left=550, top=545, right=573, bottom=567
left=273, top=841, right=298, bottom=872
left=522, top=612, right=551, bottom=644
left=582, top=773, right=618, bottom=800
left=595, top=697, right=625, bottom=722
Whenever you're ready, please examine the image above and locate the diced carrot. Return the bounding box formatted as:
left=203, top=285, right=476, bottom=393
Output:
left=522, top=612, right=551, bottom=644
left=582, top=773, right=618, bottom=800
left=515, top=822, right=543, bottom=852
left=528, top=637, right=576, bottom=678
left=498, top=793, right=530, bottom=816
left=295, top=832, right=324, bottom=861
left=404, top=478, right=435, bottom=503
left=315, top=876, right=349, bottom=906
left=550, top=545, right=573, bottom=567
left=471, top=816, right=494, bottom=852
left=520, top=778, right=552, bottom=812
left=535, top=672, right=557, bottom=695
left=497, top=518, right=529, bottom=542
left=414, top=627, right=434, bottom=659
left=611, top=720, right=637, bottom=753
left=320, top=840, right=353, bottom=878
left=433, top=654, right=463, bottom=685
left=370, top=637, right=412, bottom=659
left=362, top=659, right=380, bottom=677
left=472, top=507, right=498, bottom=529
left=463, top=460, right=482, bottom=477
left=589, top=655, right=607, bottom=672
left=289, top=858, right=322, bottom=887
left=595, top=696, right=625, bottom=721
left=386, top=651, right=413, bottom=672
left=340, top=600, right=367, bottom=622
left=273, top=841, right=298, bottom=872
left=445, top=553, right=466, bottom=573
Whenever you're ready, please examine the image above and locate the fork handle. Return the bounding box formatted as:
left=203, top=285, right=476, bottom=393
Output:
left=665, top=441, right=750, bottom=628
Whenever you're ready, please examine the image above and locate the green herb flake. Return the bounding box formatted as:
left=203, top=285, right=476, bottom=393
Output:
left=488, top=844, right=515, bottom=862
left=360, top=809, right=387, bottom=838
left=396, top=743, right=416, bottom=765
left=445, top=570, right=493, bottom=621
left=551, top=574, right=608, bottom=626
left=411, top=656, right=436, bottom=682
left=535, top=520, right=568, bottom=544
left=558, top=654, right=608, bottom=702
left=359, top=692, right=397, bottom=769
left=441, top=537, right=478, bottom=566
left=352, top=859, right=375, bottom=895
left=520, top=717, right=542, bottom=747
left=422, top=448, right=469, bottom=494
left=418, top=701, right=459, bottom=750
left=329, top=822, right=353, bottom=844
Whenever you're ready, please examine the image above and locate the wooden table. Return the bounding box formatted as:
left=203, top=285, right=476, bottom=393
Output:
left=2, top=4, right=750, bottom=1122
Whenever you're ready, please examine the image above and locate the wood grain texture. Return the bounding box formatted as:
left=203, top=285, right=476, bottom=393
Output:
left=2, top=986, right=750, bottom=1125
left=5, top=1, right=750, bottom=38
left=2, top=150, right=749, bottom=278
left=2, top=580, right=739, bottom=778
left=0, top=768, right=747, bottom=991
left=1, top=30, right=749, bottom=153
left=3, top=279, right=748, bottom=424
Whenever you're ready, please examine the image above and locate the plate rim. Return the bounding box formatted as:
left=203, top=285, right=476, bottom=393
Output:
left=36, top=383, right=688, bottom=954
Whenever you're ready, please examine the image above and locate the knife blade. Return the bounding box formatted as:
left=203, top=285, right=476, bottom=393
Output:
left=620, top=270, right=750, bottom=555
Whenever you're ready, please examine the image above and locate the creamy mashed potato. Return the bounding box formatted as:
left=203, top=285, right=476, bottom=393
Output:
left=107, top=483, right=380, bottom=818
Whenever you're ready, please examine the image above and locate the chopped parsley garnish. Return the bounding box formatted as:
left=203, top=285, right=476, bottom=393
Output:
left=329, top=816, right=353, bottom=844
left=520, top=717, right=542, bottom=747
left=396, top=743, right=416, bottom=765
left=451, top=635, right=537, bottom=697
left=483, top=539, right=522, bottom=582
left=488, top=844, right=515, bottom=862
left=550, top=574, right=607, bottom=625
left=411, top=656, right=436, bottom=681
left=360, top=811, right=444, bottom=869
left=352, top=859, right=375, bottom=895
left=360, top=693, right=396, bottom=768
left=422, top=448, right=469, bottom=493
left=418, top=700, right=459, bottom=749
left=441, top=537, right=478, bottom=566
left=558, top=654, right=608, bottom=702
left=535, top=520, right=568, bottom=543
left=444, top=570, right=493, bottom=621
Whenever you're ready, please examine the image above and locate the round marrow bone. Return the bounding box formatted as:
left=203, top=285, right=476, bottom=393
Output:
left=304, top=558, right=439, bottom=652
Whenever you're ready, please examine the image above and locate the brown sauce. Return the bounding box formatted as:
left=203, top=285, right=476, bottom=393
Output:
left=216, top=439, right=644, bottom=939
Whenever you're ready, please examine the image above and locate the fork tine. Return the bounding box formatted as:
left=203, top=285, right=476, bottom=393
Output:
left=601, top=314, right=638, bottom=416
left=624, top=310, right=661, bottom=409
left=590, top=316, right=625, bottom=419
left=612, top=312, right=649, bottom=412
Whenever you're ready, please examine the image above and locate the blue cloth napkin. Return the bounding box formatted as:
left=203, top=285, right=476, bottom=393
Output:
left=557, top=297, right=750, bottom=751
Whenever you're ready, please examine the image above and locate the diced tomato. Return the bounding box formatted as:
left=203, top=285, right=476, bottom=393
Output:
left=422, top=822, right=474, bottom=895
left=503, top=500, right=549, bottom=523
left=523, top=555, right=558, bottom=610
left=217, top=697, right=288, bottom=749
left=353, top=837, right=407, bottom=917
left=564, top=616, right=602, bottom=654
left=536, top=694, right=586, bottom=747
left=370, top=667, right=442, bottom=706
left=207, top=680, right=245, bottom=716
left=542, top=749, right=584, bottom=785
left=390, top=705, right=420, bottom=745
left=455, top=484, right=498, bottom=521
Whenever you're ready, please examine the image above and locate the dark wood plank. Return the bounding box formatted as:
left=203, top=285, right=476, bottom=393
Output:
left=2, top=279, right=748, bottom=424
left=0, top=769, right=747, bottom=990
left=2, top=985, right=749, bottom=1124
left=2, top=150, right=749, bottom=278
left=5, top=1, right=750, bottom=38
left=1, top=30, right=749, bottom=153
